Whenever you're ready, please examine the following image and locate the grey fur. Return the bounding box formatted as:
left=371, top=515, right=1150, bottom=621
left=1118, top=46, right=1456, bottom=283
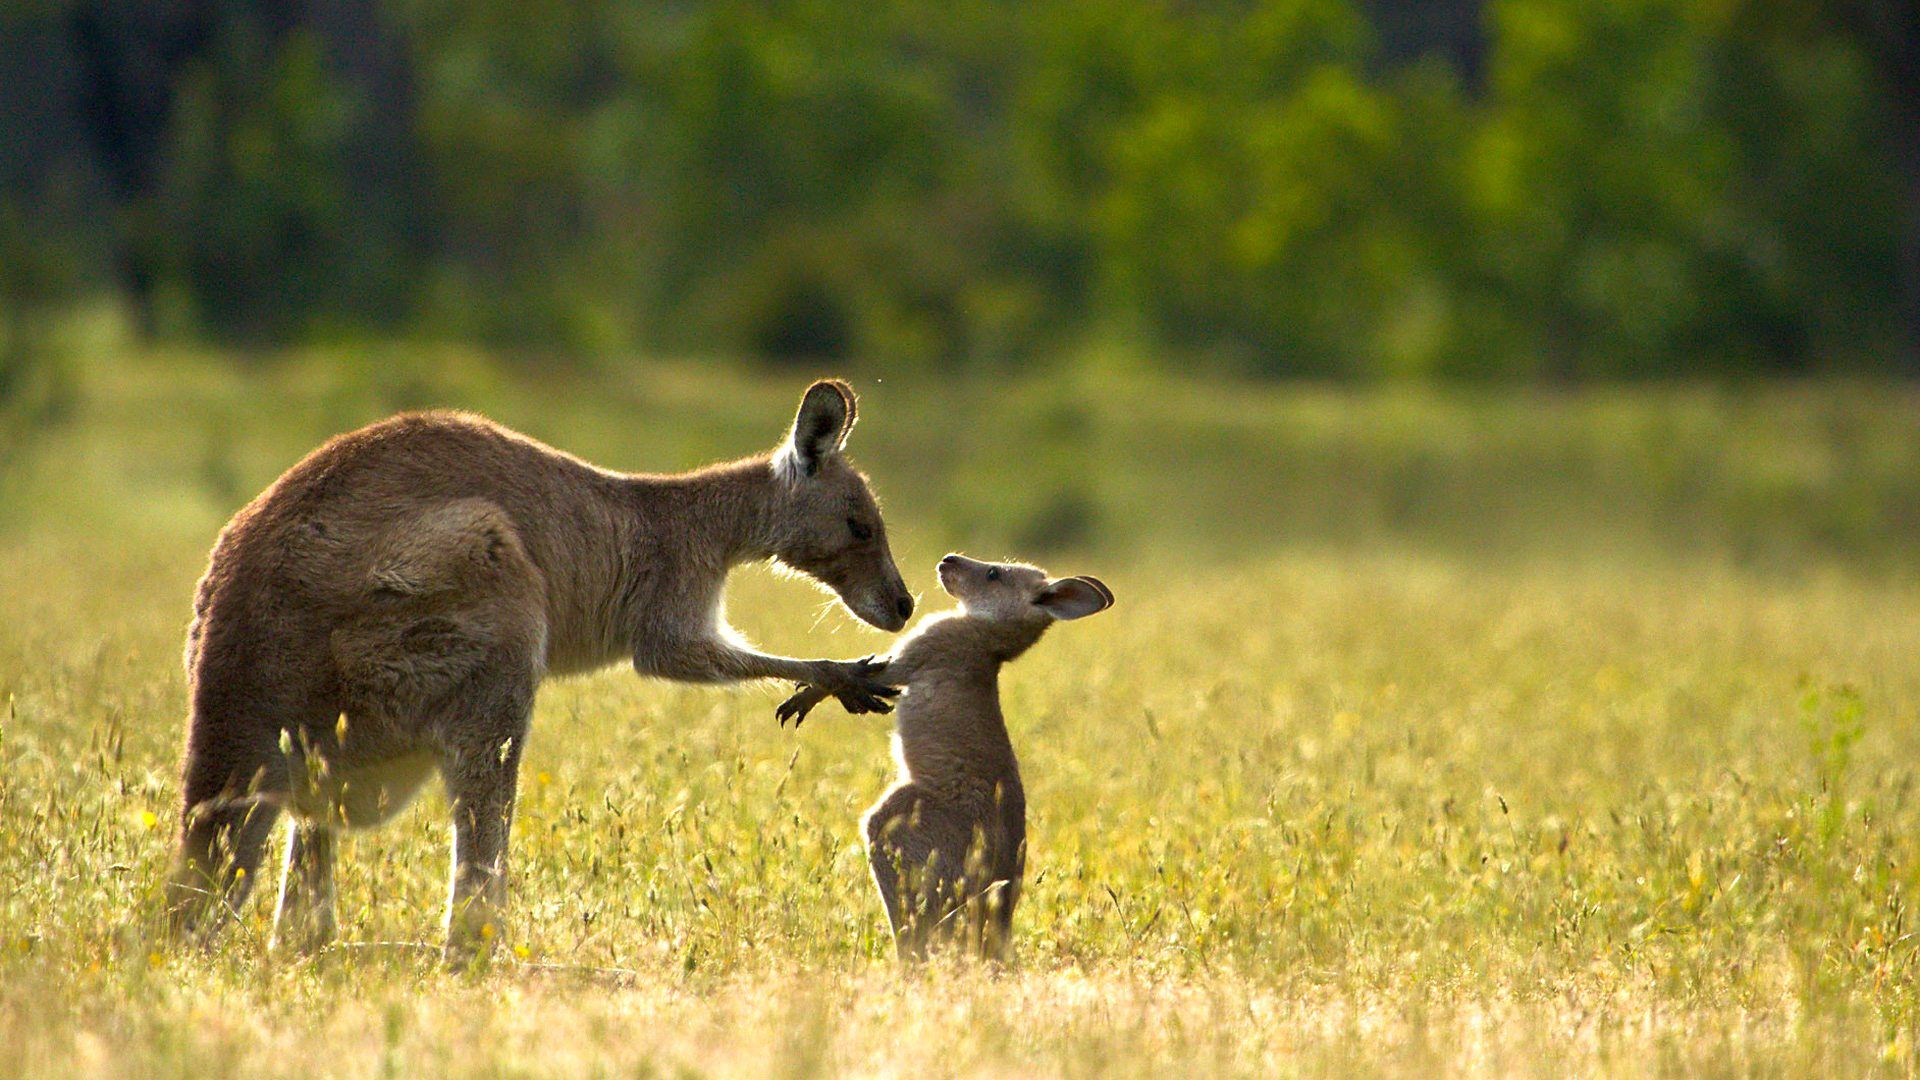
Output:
left=778, top=553, right=1112, bottom=961
left=164, top=379, right=911, bottom=963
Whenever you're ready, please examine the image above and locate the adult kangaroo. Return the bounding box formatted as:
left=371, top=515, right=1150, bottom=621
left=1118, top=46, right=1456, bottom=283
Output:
left=164, top=379, right=912, bottom=962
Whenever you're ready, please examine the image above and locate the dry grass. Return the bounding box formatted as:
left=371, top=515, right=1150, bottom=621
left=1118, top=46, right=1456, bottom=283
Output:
left=1, top=348, right=1917, bottom=1076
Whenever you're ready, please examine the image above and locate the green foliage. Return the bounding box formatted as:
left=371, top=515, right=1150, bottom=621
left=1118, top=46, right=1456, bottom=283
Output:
left=148, top=28, right=364, bottom=337
left=0, top=0, right=1912, bottom=374
left=1456, top=0, right=1904, bottom=377
left=0, top=207, right=78, bottom=469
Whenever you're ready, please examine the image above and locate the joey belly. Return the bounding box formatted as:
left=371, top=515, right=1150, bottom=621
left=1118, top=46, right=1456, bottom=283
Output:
left=890, top=717, right=1020, bottom=801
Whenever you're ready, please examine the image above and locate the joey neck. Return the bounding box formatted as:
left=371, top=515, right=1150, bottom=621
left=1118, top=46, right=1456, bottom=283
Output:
left=918, top=615, right=1050, bottom=674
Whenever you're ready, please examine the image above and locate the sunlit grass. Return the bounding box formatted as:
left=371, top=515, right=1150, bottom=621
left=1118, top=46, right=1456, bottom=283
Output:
left=1, top=348, right=1917, bottom=1076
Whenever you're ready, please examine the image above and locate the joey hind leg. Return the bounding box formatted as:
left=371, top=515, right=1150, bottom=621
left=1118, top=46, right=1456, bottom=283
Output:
left=270, top=820, right=337, bottom=954
left=867, top=835, right=912, bottom=958
left=864, top=787, right=921, bottom=958
left=436, top=667, right=535, bottom=966
left=865, top=786, right=966, bottom=961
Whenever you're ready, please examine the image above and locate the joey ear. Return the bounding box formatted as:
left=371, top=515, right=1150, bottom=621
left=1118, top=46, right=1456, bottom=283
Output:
left=786, top=379, right=857, bottom=476
left=1035, top=576, right=1114, bottom=620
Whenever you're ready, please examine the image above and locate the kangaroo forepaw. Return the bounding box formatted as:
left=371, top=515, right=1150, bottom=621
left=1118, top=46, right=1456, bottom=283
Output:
left=835, top=683, right=899, bottom=715
left=777, top=685, right=828, bottom=727
left=806, top=657, right=900, bottom=717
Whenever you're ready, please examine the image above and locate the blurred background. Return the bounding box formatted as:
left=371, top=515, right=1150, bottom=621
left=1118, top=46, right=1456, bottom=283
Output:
left=0, top=0, right=1917, bottom=572
left=3, top=0, right=1915, bottom=374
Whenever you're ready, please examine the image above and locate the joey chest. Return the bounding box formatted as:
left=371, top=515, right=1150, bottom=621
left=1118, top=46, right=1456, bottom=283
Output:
left=890, top=678, right=1023, bottom=803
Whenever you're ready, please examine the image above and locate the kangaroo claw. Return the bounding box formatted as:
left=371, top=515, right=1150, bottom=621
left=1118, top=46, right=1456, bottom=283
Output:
left=777, top=683, right=830, bottom=727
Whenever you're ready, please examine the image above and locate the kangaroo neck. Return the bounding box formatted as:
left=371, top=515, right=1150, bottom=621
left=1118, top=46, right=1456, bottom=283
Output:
left=538, top=455, right=781, bottom=674
left=620, top=455, right=781, bottom=571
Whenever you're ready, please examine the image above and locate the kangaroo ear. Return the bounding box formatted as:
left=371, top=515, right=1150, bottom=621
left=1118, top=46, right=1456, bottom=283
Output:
left=785, top=379, right=857, bottom=476
left=1035, top=576, right=1113, bottom=620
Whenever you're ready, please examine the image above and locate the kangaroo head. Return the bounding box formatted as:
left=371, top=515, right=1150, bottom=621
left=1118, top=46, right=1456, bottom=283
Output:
left=936, top=553, right=1113, bottom=626
left=768, top=380, right=914, bottom=632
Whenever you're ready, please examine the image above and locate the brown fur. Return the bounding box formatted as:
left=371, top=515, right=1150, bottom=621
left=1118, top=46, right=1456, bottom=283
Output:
left=778, top=554, right=1112, bottom=961
left=165, top=380, right=912, bottom=961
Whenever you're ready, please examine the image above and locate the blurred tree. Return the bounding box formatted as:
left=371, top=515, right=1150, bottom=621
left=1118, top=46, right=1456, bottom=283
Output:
left=0, top=203, right=78, bottom=468
left=1362, top=0, right=1485, bottom=91
left=1819, top=0, right=1920, bottom=369
left=1, top=1, right=106, bottom=314
left=16, top=0, right=426, bottom=340
left=1461, top=0, right=1903, bottom=377
left=0, top=3, right=86, bottom=462
left=0, top=0, right=1909, bottom=377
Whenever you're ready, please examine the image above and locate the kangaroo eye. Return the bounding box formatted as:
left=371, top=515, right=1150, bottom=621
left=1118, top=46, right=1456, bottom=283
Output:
left=986, top=567, right=1002, bottom=582
left=847, top=518, right=873, bottom=542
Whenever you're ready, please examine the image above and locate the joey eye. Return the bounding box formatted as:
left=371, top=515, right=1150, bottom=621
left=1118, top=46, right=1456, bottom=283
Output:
left=847, top=518, right=873, bottom=542
left=986, top=567, right=1001, bottom=582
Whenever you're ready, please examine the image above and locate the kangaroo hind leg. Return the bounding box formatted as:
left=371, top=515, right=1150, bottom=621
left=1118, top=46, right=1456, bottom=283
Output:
left=270, top=820, right=337, bottom=954
left=435, top=651, right=538, bottom=967
left=166, top=789, right=284, bottom=942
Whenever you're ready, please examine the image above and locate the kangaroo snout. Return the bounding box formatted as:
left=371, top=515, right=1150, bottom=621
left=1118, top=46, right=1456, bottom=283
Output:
left=881, top=575, right=915, bottom=629
left=850, top=575, right=913, bottom=631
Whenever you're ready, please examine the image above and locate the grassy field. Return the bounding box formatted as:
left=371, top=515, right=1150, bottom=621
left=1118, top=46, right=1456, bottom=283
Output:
left=3, top=345, right=1920, bottom=1076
